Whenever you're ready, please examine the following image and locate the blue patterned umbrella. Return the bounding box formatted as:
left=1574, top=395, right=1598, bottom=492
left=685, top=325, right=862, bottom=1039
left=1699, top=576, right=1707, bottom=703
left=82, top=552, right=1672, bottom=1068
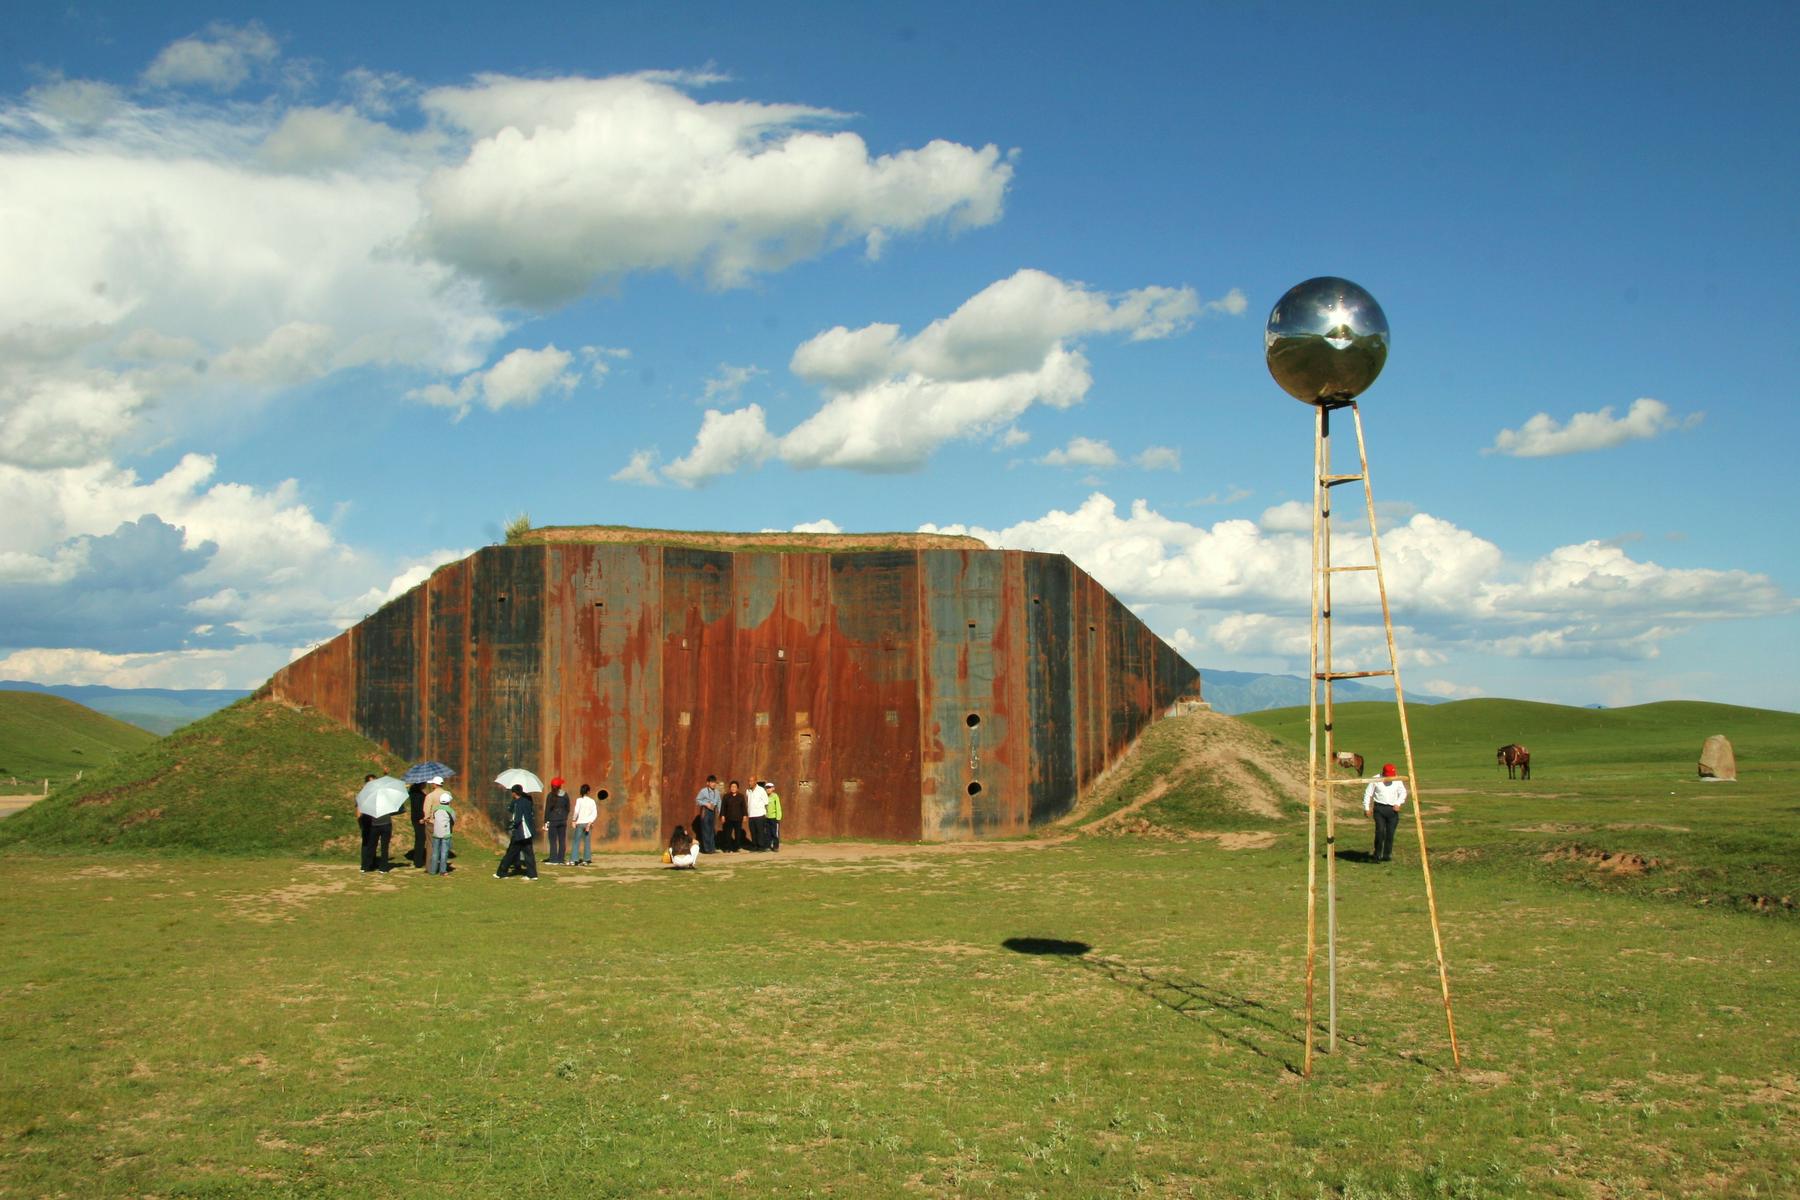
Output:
left=404, top=761, right=456, bottom=784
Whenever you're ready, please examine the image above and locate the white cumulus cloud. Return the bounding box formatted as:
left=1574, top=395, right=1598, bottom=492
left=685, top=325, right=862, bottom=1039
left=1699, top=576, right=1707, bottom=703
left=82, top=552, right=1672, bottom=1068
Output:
left=412, top=72, right=1013, bottom=307
left=0, top=60, right=1003, bottom=467
left=1040, top=436, right=1119, bottom=468
left=1489, top=397, right=1701, bottom=457
left=407, top=344, right=579, bottom=419
left=662, top=404, right=777, bottom=487
left=918, top=491, right=1794, bottom=671
left=142, top=22, right=280, bottom=92
left=611, top=449, right=663, bottom=486
left=660, top=269, right=1237, bottom=478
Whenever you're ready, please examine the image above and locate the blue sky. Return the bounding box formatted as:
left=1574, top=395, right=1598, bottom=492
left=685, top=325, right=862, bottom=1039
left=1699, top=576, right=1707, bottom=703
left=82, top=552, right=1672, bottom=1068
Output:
left=1, top=2, right=1795, bottom=710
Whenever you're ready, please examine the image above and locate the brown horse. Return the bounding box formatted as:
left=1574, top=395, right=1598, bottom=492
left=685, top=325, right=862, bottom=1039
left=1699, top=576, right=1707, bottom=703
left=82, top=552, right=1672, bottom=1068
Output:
left=1496, top=743, right=1531, bottom=780
left=1334, top=751, right=1365, bottom=776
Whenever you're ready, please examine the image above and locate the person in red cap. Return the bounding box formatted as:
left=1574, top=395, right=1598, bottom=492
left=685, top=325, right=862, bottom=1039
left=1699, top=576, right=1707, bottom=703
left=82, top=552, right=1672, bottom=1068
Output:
left=543, top=776, right=571, bottom=865
left=1362, top=763, right=1407, bottom=862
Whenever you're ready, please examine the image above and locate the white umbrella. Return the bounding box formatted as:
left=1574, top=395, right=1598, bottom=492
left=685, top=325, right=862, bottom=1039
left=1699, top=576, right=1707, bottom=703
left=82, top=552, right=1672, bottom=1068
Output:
left=493, top=768, right=544, bottom=793
left=356, top=775, right=410, bottom=819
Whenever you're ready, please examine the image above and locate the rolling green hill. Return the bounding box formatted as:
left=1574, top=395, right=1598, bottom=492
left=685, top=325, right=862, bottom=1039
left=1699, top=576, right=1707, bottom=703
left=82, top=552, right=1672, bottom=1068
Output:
left=1240, top=697, right=1800, bottom=913
left=1238, top=697, right=1800, bottom=783
left=0, top=692, right=158, bottom=793
left=0, top=698, right=411, bottom=856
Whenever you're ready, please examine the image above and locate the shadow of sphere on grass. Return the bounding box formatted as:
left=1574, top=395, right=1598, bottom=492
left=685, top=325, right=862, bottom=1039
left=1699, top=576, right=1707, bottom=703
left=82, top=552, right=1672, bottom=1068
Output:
left=1001, top=937, right=1091, bottom=956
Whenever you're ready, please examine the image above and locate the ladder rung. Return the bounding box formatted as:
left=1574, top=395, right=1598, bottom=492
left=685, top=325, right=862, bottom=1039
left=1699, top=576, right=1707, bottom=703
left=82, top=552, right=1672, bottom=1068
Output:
left=1315, top=670, right=1395, bottom=680
left=1321, top=474, right=1365, bottom=486
left=1324, top=565, right=1376, bottom=573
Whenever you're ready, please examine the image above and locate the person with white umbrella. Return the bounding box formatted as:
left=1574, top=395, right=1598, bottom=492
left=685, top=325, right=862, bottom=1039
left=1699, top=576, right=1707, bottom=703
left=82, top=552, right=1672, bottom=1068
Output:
left=355, top=775, right=410, bottom=873
left=494, top=779, right=539, bottom=880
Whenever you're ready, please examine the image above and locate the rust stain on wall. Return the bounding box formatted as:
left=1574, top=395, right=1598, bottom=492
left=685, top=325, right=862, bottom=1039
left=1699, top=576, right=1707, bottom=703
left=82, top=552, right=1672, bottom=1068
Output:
left=266, top=539, right=1199, bottom=848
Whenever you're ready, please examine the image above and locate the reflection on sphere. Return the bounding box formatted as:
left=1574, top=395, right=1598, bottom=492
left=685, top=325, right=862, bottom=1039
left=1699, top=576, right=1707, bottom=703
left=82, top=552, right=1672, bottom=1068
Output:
left=1265, top=277, right=1388, bottom=403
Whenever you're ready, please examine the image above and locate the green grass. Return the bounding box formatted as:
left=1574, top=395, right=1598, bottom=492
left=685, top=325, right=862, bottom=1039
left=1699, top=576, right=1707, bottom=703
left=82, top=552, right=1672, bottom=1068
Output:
left=0, top=838, right=1793, bottom=1197
left=0, top=698, right=1796, bottom=1196
left=0, top=690, right=157, bottom=792
left=1242, top=699, right=1800, bottom=915
left=0, top=698, right=401, bottom=856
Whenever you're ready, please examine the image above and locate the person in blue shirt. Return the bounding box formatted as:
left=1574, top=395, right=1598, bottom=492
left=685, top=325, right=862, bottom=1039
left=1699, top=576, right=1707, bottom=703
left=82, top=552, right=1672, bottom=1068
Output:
left=693, top=774, right=722, bottom=854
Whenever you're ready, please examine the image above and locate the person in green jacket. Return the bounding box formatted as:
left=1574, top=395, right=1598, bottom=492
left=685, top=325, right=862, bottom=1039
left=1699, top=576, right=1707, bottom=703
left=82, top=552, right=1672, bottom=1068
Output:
left=763, top=781, right=783, bottom=853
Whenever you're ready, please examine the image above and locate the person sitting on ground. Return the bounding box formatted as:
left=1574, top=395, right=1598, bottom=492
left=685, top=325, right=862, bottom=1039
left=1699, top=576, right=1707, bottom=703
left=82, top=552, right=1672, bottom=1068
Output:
left=668, top=824, right=699, bottom=870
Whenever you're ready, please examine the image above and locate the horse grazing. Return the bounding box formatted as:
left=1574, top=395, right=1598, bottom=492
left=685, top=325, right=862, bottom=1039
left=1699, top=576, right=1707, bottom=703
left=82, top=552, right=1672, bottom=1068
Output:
left=1497, top=744, right=1531, bottom=780
left=1334, top=751, right=1365, bottom=776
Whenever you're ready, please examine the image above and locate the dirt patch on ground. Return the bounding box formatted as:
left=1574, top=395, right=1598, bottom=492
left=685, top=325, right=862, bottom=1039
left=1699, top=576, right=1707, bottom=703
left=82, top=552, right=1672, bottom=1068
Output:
left=1541, top=846, right=1662, bottom=875
left=119, top=806, right=163, bottom=829
left=73, top=865, right=143, bottom=879
left=1208, top=831, right=1279, bottom=851
left=224, top=865, right=353, bottom=922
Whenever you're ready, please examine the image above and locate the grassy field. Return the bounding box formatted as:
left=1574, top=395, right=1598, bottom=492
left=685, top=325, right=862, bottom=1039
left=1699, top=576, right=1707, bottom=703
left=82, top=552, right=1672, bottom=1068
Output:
left=0, top=690, right=157, bottom=794
left=0, top=701, right=1795, bottom=1197
left=1242, top=699, right=1800, bottom=914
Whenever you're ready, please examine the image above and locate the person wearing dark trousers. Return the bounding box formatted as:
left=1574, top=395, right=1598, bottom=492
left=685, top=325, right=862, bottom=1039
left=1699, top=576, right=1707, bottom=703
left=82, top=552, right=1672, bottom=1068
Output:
left=496, top=784, right=539, bottom=879
left=358, top=774, right=378, bottom=872
left=694, top=775, right=721, bottom=854
left=543, top=777, right=570, bottom=865
left=764, top=782, right=782, bottom=852
left=404, top=782, right=428, bottom=867
left=746, top=779, right=769, bottom=851
left=719, top=779, right=749, bottom=852
left=368, top=810, right=394, bottom=872
left=1362, top=762, right=1408, bottom=863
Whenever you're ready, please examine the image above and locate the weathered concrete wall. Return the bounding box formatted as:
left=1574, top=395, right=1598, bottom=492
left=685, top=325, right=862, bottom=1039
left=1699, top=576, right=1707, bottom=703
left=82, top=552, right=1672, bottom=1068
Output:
left=267, top=543, right=1200, bottom=845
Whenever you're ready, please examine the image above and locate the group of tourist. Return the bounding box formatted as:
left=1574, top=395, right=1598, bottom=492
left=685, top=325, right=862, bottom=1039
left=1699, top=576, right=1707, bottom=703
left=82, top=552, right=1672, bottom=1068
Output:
left=358, top=774, right=458, bottom=875
left=359, top=769, right=788, bottom=878
left=495, top=777, right=602, bottom=880
left=675, top=774, right=783, bottom=860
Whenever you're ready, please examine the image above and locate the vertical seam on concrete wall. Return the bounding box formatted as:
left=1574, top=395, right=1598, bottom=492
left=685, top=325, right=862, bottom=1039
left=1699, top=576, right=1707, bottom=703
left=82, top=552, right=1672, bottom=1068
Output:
left=911, top=548, right=927, bottom=843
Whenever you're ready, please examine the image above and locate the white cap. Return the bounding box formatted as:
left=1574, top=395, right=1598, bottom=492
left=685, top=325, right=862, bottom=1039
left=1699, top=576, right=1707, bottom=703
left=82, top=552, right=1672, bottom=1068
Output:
left=429, top=775, right=444, bottom=785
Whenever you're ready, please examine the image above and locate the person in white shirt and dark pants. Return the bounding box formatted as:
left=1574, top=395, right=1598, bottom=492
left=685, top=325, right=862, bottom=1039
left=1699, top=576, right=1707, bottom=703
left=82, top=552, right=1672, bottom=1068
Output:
left=1362, top=762, right=1407, bottom=863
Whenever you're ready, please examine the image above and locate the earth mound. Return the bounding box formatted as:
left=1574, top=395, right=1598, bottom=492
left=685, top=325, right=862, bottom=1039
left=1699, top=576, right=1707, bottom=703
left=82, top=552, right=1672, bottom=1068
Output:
left=1070, top=708, right=1310, bottom=842
left=0, top=698, right=502, bottom=857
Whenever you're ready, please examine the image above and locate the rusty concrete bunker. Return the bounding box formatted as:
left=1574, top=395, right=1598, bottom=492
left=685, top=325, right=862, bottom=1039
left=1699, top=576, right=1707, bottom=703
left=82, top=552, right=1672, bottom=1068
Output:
left=265, top=530, right=1201, bottom=849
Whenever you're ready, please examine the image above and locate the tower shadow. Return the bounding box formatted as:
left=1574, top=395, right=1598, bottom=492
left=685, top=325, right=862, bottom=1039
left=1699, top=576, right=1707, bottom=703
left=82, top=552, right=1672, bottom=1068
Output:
left=1002, top=938, right=1440, bottom=1076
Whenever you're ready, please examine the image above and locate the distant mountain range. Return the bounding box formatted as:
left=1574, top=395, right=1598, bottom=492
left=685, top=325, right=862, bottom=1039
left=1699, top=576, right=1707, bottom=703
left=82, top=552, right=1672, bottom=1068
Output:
left=1197, top=668, right=1442, bottom=716
left=0, top=666, right=1414, bottom=735
left=0, top=682, right=251, bottom=735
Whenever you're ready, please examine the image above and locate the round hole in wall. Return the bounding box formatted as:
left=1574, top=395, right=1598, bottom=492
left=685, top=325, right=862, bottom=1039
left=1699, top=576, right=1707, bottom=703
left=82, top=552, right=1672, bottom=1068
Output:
left=597, top=789, right=610, bottom=801
left=967, top=781, right=983, bottom=797
left=966, top=712, right=981, bottom=728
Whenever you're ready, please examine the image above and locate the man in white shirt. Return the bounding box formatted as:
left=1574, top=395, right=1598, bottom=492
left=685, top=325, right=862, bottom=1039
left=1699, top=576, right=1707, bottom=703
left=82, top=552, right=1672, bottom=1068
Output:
left=1362, top=762, right=1408, bottom=863
left=571, top=783, right=599, bottom=866
left=745, top=779, right=770, bottom=852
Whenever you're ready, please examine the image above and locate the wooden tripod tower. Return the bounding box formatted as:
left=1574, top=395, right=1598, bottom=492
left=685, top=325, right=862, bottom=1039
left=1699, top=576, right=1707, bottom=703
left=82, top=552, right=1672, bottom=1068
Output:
left=1303, top=399, right=1460, bottom=1075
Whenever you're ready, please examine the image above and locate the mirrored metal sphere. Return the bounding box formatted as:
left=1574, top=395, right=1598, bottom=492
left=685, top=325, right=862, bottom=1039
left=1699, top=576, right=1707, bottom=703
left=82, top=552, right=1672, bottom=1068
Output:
left=1264, top=277, right=1389, bottom=403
